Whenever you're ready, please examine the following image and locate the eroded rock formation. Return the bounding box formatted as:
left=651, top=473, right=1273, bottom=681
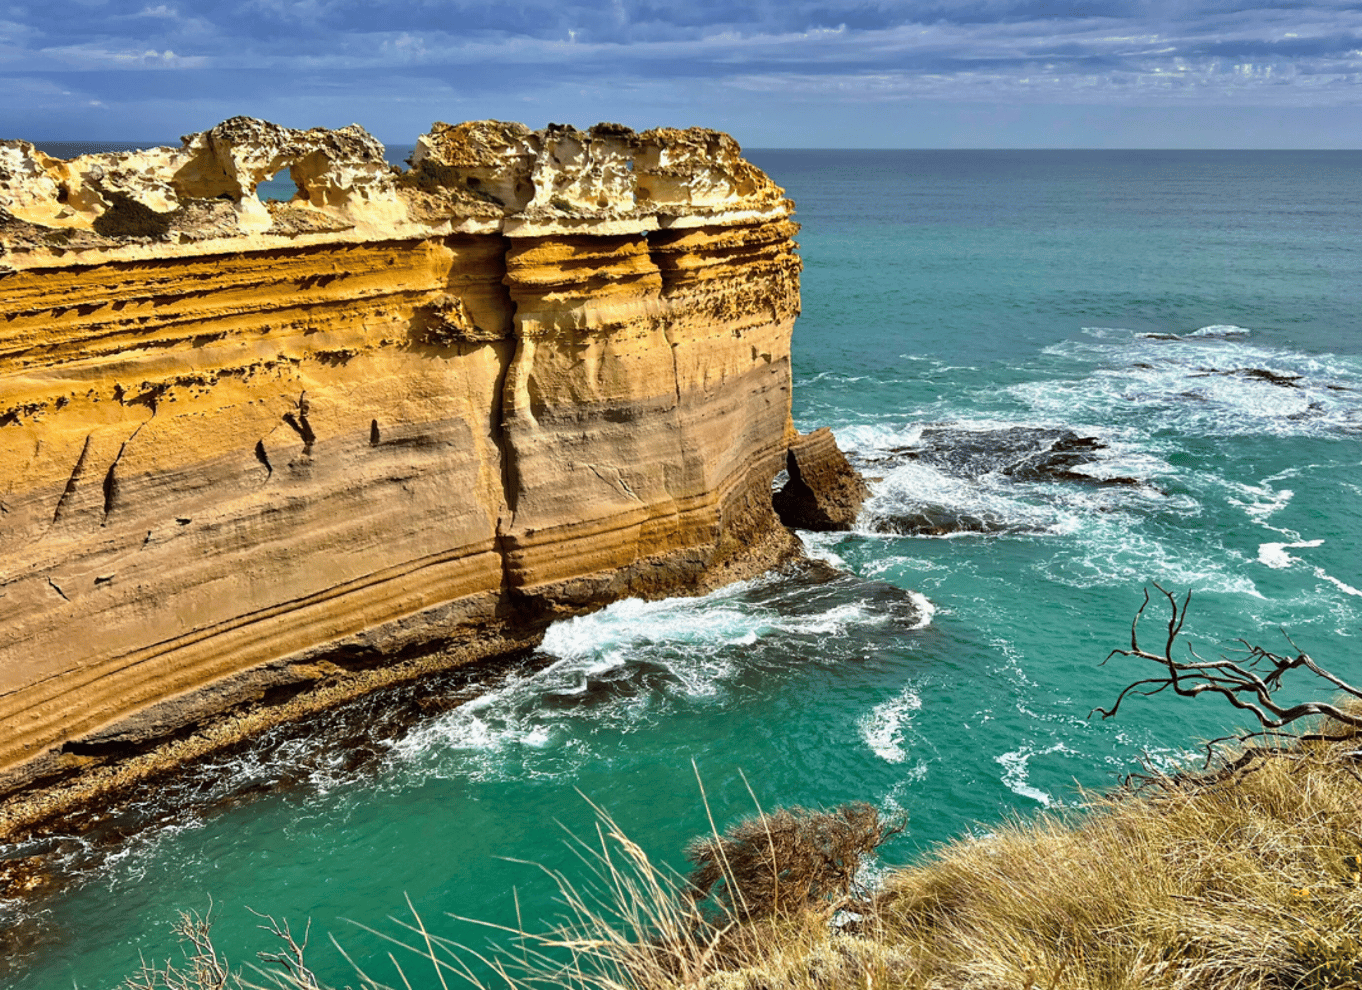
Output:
left=773, top=428, right=871, bottom=531
left=0, top=117, right=840, bottom=807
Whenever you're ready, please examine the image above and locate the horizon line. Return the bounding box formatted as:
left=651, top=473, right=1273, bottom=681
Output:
left=14, top=138, right=1362, bottom=154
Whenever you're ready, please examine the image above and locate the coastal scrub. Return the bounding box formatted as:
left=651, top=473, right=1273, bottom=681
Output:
left=123, top=706, right=1362, bottom=990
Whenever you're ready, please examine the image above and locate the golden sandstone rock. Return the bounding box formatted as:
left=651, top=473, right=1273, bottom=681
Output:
left=0, top=117, right=863, bottom=809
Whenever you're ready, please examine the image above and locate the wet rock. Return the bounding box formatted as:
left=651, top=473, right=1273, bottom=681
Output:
left=892, top=426, right=1137, bottom=487
left=869, top=506, right=1015, bottom=537
left=773, top=428, right=871, bottom=531
left=1192, top=367, right=1304, bottom=388
left=1002, top=433, right=1139, bottom=486
left=858, top=425, right=1144, bottom=538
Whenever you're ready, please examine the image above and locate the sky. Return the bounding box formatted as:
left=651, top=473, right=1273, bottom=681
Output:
left=2, top=0, right=1360, bottom=148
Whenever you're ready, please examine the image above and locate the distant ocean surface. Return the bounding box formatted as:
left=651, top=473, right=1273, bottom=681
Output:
left=8, top=149, right=1362, bottom=988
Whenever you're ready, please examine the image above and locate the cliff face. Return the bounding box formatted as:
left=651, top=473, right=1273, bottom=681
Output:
left=0, top=118, right=811, bottom=798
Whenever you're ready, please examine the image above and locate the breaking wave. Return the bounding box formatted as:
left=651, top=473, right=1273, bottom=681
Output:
left=388, top=569, right=934, bottom=783
left=1030, top=331, right=1362, bottom=438
left=837, top=420, right=1178, bottom=540
left=995, top=743, right=1072, bottom=808
left=859, top=687, right=922, bottom=765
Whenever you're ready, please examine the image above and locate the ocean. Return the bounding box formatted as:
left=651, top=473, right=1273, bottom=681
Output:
left=6, top=149, right=1361, bottom=988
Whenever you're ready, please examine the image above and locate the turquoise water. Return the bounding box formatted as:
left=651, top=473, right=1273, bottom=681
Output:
left=7, top=151, right=1362, bottom=988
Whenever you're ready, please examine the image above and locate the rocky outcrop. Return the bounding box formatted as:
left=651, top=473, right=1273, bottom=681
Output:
left=0, top=117, right=831, bottom=806
left=773, top=428, right=872, bottom=531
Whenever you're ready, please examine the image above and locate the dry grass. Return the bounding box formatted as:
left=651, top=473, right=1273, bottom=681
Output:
left=496, top=713, right=1362, bottom=990
left=874, top=722, right=1362, bottom=990
left=123, top=710, right=1362, bottom=990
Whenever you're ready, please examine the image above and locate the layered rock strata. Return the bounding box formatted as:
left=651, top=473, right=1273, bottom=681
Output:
left=773, top=427, right=871, bottom=531
left=0, top=118, right=817, bottom=805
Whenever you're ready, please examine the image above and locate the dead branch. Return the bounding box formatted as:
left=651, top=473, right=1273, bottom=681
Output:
left=120, top=903, right=231, bottom=990
left=246, top=909, right=323, bottom=989
left=120, top=902, right=327, bottom=990
left=1090, top=584, right=1362, bottom=767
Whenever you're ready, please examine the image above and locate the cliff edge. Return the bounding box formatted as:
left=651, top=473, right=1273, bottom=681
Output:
left=0, top=118, right=862, bottom=808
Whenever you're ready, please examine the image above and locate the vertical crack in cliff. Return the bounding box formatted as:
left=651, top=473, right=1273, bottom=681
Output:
left=296, top=392, right=315, bottom=445
left=647, top=233, right=684, bottom=412
left=102, top=422, right=146, bottom=525
left=662, top=323, right=683, bottom=410
left=490, top=230, right=523, bottom=613
left=101, top=463, right=118, bottom=523
left=491, top=336, right=521, bottom=607
left=51, top=434, right=93, bottom=524
left=253, top=439, right=273, bottom=481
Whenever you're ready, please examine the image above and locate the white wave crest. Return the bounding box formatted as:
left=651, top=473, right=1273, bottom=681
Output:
left=905, top=591, right=937, bottom=630
left=1029, top=338, right=1362, bottom=439
left=1317, top=571, right=1362, bottom=598
left=1226, top=480, right=1295, bottom=526
left=860, top=688, right=922, bottom=764
left=1256, top=540, right=1362, bottom=598
left=389, top=578, right=910, bottom=780
left=542, top=592, right=766, bottom=661
left=995, top=743, right=1069, bottom=808
left=389, top=678, right=557, bottom=763
left=1041, top=524, right=1262, bottom=598
left=859, top=460, right=1072, bottom=537
left=833, top=422, right=924, bottom=459
left=797, top=529, right=847, bottom=568
left=1258, top=539, right=1324, bottom=569
left=775, top=602, right=876, bottom=637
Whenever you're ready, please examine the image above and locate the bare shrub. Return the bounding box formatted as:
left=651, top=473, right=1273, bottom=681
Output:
left=122, top=906, right=232, bottom=990
left=120, top=904, right=325, bottom=990
left=685, top=802, right=904, bottom=920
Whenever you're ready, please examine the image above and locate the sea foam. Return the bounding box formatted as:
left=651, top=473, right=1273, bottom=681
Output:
left=859, top=688, right=922, bottom=765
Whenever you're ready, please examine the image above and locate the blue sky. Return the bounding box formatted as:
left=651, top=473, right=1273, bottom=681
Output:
left=2, top=0, right=1360, bottom=147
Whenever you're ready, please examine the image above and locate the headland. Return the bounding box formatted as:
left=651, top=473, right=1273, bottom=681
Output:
left=0, top=117, right=865, bottom=835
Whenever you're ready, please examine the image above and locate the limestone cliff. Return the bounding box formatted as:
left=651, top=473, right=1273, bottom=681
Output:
left=0, top=117, right=822, bottom=805
left=773, top=428, right=872, bottom=531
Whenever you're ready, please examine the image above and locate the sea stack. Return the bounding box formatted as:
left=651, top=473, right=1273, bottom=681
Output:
left=0, top=117, right=865, bottom=805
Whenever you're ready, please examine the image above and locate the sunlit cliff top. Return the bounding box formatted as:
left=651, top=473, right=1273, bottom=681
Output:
left=0, top=116, right=793, bottom=262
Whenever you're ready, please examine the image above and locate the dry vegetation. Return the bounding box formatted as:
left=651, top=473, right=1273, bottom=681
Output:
left=685, top=800, right=904, bottom=919
left=125, top=721, right=1362, bottom=990
left=871, top=712, right=1362, bottom=990
left=122, top=589, right=1362, bottom=990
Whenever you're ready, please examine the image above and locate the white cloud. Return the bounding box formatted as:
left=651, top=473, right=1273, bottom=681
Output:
left=4, top=0, right=1362, bottom=142
left=35, top=43, right=207, bottom=68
